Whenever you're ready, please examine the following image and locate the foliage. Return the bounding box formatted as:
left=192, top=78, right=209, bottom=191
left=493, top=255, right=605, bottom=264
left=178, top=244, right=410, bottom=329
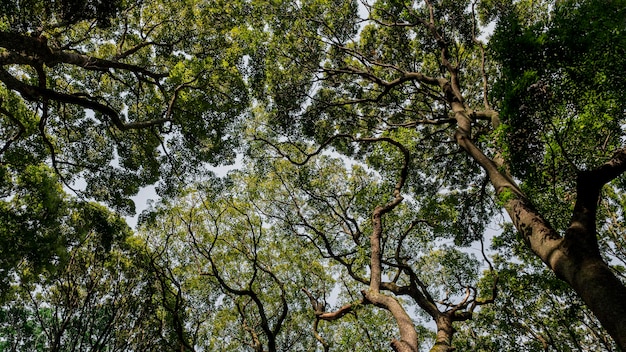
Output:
left=0, top=0, right=252, bottom=214
left=2, top=0, right=626, bottom=351
left=491, top=0, right=626, bottom=226
left=0, top=164, right=130, bottom=299
left=0, top=197, right=179, bottom=351
left=0, top=0, right=123, bottom=31
left=137, top=174, right=327, bottom=351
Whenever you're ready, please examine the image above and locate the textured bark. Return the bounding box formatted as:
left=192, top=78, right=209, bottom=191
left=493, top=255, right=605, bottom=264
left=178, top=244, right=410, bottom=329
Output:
left=504, top=194, right=626, bottom=348
left=363, top=290, right=419, bottom=352
left=452, top=98, right=626, bottom=348
left=570, top=257, right=626, bottom=348
left=557, top=166, right=626, bottom=348
left=429, top=315, right=455, bottom=352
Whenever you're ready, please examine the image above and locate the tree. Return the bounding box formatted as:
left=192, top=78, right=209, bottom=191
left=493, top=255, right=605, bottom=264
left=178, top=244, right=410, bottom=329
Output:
left=247, top=0, right=626, bottom=349
left=0, top=164, right=136, bottom=300
left=139, top=157, right=464, bottom=351
left=0, top=0, right=250, bottom=214
left=138, top=176, right=329, bottom=351
left=0, top=198, right=179, bottom=351
left=0, top=0, right=251, bottom=306
left=3, top=0, right=626, bottom=350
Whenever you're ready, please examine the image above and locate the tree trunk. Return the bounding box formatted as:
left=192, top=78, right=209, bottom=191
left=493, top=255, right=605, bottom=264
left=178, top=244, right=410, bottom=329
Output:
left=567, top=256, right=626, bottom=348
left=429, top=315, right=455, bottom=352
left=507, top=206, right=626, bottom=349
left=493, top=156, right=626, bottom=349
left=501, top=161, right=626, bottom=349
left=452, top=103, right=626, bottom=349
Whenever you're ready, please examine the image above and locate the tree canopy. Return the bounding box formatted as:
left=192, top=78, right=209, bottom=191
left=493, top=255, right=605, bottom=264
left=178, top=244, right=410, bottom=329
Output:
left=1, top=0, right=626, bottom=351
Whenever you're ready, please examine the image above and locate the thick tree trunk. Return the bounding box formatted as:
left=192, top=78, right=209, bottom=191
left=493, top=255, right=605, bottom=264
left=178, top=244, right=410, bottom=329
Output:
left=503, top=161, right=626, bottom=349
left=506, top=200, right=626, bottom=348
left=451, top=102, right=626, bottom=349
left=429, top=315, right=455, bottom=352
left=568, top=256, right=626, bottom=348
left=508, top=198, right=626, bottom=348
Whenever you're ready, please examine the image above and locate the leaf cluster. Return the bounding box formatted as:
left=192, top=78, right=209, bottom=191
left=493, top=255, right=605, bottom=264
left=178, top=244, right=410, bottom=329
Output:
left=0, top=164, right=131, bottom=300
left=0, top=0, right=123, bottom=31
left=491, top=0, right=626, bottom=225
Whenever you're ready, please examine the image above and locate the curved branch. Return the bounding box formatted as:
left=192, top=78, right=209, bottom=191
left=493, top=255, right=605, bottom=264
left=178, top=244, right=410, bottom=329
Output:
left=0, top=67, right=169, bottom=131
left=304, top=287, right=365, bottom=321
left=0, top=32, right=167, bottom=79
left=584, top=147, right=626, bottom=189
left=312, top=319, right=330, bottom=352
left=566, top=147, right=626, bottom=256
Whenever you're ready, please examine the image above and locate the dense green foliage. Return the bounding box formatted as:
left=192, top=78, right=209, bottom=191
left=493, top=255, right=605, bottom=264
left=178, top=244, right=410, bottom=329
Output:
left=1, top=0, right=626, bottom=351
left=0, top=0, right=123, bottom=30
left=493, top=0, right=626, bottom=203
left=0, top=0, right=250, bottom=214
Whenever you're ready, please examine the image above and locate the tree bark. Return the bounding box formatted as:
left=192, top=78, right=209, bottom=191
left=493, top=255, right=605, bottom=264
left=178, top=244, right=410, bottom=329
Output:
left=429, top=315, right=455, bottom=352
left=453, top=102, right=626, bottom=348
left=363, top=290, right=420, bottom=352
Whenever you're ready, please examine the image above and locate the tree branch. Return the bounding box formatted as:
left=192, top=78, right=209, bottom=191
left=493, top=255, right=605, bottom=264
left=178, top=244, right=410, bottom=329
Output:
left=0, top=67, right=169, bottom=131
left=565, top=147, right=626, bottom=257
